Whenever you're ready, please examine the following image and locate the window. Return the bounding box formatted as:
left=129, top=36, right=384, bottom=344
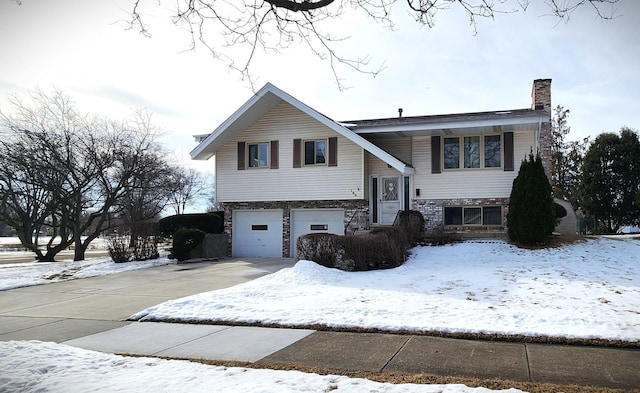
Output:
left=444, top=206, right=462, bottom=225
left=484, top=135, right=501, bottom=168
left=304, top=140, right=327, bottom=165
left=443, top=137, right=460, bottom=169
left=464, top=136, right=480, bottom=168
left=463, top=206, right=481, bottom=224
left=248, top=143, right=269, bottom=168
left=444, top=206, right=502, bottom=226
left=443, top=134, right=501, bottom=169
left=482, top=206, right=502, bottom=225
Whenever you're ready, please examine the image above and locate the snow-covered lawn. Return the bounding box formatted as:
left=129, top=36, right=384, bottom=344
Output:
left=132, top=237, right=640, bottom=343
left=0, top=341, right=523, bottom=393
left=0, top=254, right=175, bottom=291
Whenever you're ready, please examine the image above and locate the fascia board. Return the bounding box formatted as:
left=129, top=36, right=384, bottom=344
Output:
left=353, top=115, right=545, bottom=134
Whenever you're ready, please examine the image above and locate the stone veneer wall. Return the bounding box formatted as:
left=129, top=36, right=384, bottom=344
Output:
left=413, top=198, right=510, bottom=233
left=222, top=200, right=369, bottom=257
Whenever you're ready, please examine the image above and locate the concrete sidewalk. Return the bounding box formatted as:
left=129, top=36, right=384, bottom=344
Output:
left=62, top=321, right=640, bottom=390
left=1, top=258, right=639, bottom=390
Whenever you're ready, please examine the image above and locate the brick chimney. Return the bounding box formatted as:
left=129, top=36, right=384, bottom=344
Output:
left=532, top=78, right=552, bottom=112
left=532, top=79, right=552, bottom=179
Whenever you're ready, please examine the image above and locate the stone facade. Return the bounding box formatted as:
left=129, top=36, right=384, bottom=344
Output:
left=222, top=200, right=369, bottom=257
left=413, top=198, right=510, bottom=233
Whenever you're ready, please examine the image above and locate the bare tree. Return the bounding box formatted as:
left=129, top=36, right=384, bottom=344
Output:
left=116, top=154, right=175, bottom=246
left=166, top=167, right=210, bottom=215
left=0, top=90, right=172, bottom=261
left=125, top=0, right=619, bottom=89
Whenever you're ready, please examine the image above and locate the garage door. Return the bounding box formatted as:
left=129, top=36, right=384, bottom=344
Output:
left=233, top=210, right=283, bottom=257
left=291, top=209, right=344, bottom=257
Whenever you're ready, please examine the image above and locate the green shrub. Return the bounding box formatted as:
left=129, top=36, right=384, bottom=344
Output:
left=172, top=228, right=206, bottom=261
left=159, top=212, right=224, bottom=237
left=507, top=152, right=555, bottom=245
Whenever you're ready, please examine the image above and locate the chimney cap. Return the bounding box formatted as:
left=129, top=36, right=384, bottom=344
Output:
left=398, top=108, right=403, bottom=117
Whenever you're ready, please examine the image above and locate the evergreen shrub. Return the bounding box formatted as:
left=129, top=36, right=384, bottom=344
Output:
left=159, top=212, right=224, bottom=237
left=172, top=228, right=206, bottom=261
left=507, top=152, right=555, bottom=245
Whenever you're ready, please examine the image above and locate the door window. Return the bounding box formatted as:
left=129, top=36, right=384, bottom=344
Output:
left=382, top=178, right=399, bottom=201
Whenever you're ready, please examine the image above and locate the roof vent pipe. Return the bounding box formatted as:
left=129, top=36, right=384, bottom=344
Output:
left=398, top=108, right=403, bottom=117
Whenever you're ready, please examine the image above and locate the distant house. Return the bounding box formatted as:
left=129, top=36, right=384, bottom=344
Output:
left=192, top=79, right=553, bottom=257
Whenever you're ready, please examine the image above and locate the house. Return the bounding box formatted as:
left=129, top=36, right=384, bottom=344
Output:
left=191, top=79, right=553, bottom=257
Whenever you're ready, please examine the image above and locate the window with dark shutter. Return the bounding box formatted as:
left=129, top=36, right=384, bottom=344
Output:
left=328, top=137, right=337, bottom=167
left=431, top=136, right=441, bottom=174
left=503, top=132, right=514, bottom=171
left=270, top=140, right=279, bottom=169
left=293, top=139, right=301, bottom=168
left=237, top=142, right=246, bottom=170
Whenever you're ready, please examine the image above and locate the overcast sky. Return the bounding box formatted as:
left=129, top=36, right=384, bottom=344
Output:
left=1, top=0, right=638, bottom=169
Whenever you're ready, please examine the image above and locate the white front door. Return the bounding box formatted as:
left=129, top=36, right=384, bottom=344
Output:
left=380, top=176, right=401, bottom=225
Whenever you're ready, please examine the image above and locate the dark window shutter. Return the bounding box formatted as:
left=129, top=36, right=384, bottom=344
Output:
left=431, top=136, right=441, bottom=174
left=237, top=142, right=245, bottom=170
left=270, top=140, right=279, bottom=169
left=328, top=137, right=338, bottom=167
left=504, top=132, right=514, bottom=171
left=293, top=139, right=302, bottom=168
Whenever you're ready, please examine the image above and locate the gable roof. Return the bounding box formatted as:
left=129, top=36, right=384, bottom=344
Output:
left=191, top=83, right=415, bottom=175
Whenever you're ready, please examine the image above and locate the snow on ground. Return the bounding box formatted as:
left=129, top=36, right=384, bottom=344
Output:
left=0, top=236, right=109, bottom=249
left=132, top=237, right=640, bottom=342
left=0, top=341, right=523, bottom=393
left=0, top=253, right=175, bottom=291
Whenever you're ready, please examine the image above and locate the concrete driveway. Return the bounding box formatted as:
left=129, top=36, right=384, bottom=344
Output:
left=0, top=258, right=295, bottom=342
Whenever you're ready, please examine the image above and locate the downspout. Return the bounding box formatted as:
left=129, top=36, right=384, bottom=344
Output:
left=536, top=116, right=543, bottom=154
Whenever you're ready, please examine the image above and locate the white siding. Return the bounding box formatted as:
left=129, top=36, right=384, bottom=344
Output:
left=366, top=137, right=412, bottom=176
left=216, top=101, right=365, bottom=202
left=413, top=131, right=536, bottom=199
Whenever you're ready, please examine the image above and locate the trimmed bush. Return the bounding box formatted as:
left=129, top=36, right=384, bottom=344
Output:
left=507, top=152, right=555, bottom=245
left=394, top=210, right=425, bottom=246
left=297, top=228, right=408, bottom=272
left=172, top=228, right=206, bottom=261
left=159, top=212, right=224, bottom=237
left=422, top=224, right=461, bottom=246
left=297, top=233, right=346, bottom=269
